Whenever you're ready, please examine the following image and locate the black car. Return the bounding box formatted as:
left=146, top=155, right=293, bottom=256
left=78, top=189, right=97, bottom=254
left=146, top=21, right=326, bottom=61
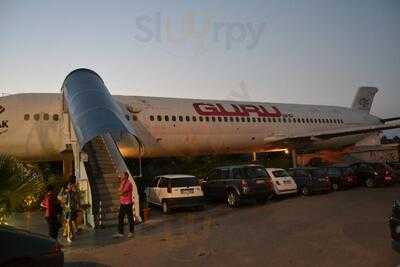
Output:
left=0, top=226, right=64, bottom=267
left=316, top=166, right=358, bottom=191
left=202, top=164, right=273, bottom=207
left=288, top=168, right=331, bottom=196
left=350, top=162, right=395, bottom=187
left=390, top=199, right=400, bottom=253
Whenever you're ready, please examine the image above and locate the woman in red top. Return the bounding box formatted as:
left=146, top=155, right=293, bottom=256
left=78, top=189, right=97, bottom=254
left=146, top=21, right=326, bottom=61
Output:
left=113, top=172, right=134, bottom=238
left=41, top=185, right=61, bottom=240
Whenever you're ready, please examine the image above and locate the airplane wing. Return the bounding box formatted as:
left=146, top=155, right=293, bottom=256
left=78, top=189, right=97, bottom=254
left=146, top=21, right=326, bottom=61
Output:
left=264, top=122, right=400, bottom=145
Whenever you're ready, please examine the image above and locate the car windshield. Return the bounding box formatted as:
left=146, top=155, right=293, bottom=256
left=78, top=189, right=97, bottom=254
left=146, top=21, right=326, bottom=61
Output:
left=272, top=170, right=289, bottom=178
left=371, top=163, right=387, bottom=174
left=245, top=167, right=268, bottom=179
left=170, top=177, right=199, bottom=187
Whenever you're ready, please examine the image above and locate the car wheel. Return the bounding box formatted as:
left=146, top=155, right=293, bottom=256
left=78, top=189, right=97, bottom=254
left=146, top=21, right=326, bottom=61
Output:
left=162, top=201, right=170, bottom=214
left=365, top=178, right=375, bottom=188
left=301, top=187, right=310, bottom=196
left=226, top=191, right=240, bottom=208
left=332, top=183, right=339, bottom=191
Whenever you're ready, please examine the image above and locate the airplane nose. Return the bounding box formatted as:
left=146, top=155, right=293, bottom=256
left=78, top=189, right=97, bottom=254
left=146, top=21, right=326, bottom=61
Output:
left=0, top=104, right=5, bottom=114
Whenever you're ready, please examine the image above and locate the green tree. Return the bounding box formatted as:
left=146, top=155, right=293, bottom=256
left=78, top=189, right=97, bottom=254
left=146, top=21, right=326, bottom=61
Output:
left=0, top=154, right=58, bottom=223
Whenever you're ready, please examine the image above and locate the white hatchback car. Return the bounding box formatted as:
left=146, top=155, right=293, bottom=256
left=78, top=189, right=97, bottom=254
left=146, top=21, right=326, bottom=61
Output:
left=265, top=168, right=298, bottom=196
left=146, top=175, right=205, bottom=213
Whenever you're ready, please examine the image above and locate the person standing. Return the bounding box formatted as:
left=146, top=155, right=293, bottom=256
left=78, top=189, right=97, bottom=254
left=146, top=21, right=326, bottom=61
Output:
left=64, top=181, right=80, bottom=243
left=114, top=172, right=134, bottom=238
left=41, top=185, right=61, bottom=241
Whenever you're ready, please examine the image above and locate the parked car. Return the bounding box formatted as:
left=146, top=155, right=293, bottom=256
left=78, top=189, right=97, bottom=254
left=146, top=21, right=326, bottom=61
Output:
left=389, top=199, right=400, bottom=253
left=288, top=168, right=331, bottom=196
left=350, top=162, right=395, bottom=187
left=146, top=175, right=205, bottom=213
left=202, top=164, right=273, bottom=207
left=0, top=225, right=64, bottom=267
left=265, top=168, right=298, bottom=196
left=316, top=166, right=358, bottom=191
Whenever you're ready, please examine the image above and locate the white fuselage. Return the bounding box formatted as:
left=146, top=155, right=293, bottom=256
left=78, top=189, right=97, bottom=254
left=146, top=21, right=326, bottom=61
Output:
left=0, top=93, right=381, bottom=161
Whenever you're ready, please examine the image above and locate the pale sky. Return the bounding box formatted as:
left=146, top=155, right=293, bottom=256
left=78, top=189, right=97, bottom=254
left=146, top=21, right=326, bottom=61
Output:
left=0, top=0, right=399, bottom=129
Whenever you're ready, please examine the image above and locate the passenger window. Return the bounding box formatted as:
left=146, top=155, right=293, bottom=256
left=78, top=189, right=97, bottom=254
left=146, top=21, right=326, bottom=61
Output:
left=165, top=115, right=169, bottom=121
left=268, top=118, right=272, bottom=123
left=172, top=115, right=176, bottom=122
left=193, top=116, right=197, bottom=122
left=53, top=114, right=59, bottom=121
left=205, top=117, right=210, bottom=122
left=230, top=117, right=234, bottom=122
left=241, top=117, right=246, bottom=122
left=179, top=116, right=183, bottom=122
left=224, top=117, right=228, bottom=122
left=272, top=118, right=276, bottom=123
left=211, top=117, right=216, bottom=122
left=262, top=118, right=266, bottom=123
left=278, top=118, right=281, bottom=123
left=199, top=116, right=203, bottom=122
left=132, top=115, right=138, bottom=121
left=150, top=115, right=155, bottom=121
left=247, top=117, right=251, bottom=122
left=257, top=118, right=261, bottom=122
left=236, top=117, right=240, bottom=122
left=218, top=117, right=222, bottom=122
left=157, top=115, right=162, bottom=121
left=158, top=178, right=169, bottom=188
left=186, top=116, right=190, bottom=122
left=125, top=115, right=130, bottom=121
left=24, top=114, right=30, bottom=121
left=43, top=113, right=49, bottom=121
left=232, top=168, right=243, bottom=179
left=34, top=114, right=40, bottom=121
left=252, top=117, right=256, bottom=123
left=221, top=169, right=230, bottom=180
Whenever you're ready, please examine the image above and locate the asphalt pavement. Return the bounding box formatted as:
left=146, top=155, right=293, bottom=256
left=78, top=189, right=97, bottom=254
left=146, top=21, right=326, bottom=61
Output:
left=64, top=185, right=400, bottom=267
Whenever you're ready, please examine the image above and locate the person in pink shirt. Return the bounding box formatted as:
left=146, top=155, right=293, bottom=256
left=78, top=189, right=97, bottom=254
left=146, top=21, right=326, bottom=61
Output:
left=114, top=172, right=134, bottom=238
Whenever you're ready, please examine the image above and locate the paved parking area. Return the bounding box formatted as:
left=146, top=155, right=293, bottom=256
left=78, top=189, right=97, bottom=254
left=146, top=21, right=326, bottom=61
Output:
left=63, top=185, right=399, bottom=266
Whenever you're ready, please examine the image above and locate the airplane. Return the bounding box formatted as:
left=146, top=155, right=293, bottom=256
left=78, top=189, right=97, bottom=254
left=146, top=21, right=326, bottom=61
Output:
left=0, top=71, right=399, bottom=163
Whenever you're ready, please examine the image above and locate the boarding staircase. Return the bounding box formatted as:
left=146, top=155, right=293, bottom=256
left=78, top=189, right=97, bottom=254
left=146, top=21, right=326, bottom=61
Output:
left=84, top=136, right=121, bottom=226
left=61, top=68, right=143, bottom=228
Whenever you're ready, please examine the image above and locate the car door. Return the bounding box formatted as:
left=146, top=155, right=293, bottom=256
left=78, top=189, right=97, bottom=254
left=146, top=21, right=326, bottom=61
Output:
left=216, top=168, right=231, bottom=196
left=204, top=169, right=220, bottom=198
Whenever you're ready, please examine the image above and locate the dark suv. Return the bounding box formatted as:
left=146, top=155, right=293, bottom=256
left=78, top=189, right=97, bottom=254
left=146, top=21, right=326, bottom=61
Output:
left=316, top=166, right=358, bottom=191
left=202, top=164, right=273, bottom=207
left=390, top=200, right=400, bottom=253
left=288, top=168, right=331, bottom=196
left=350, top=162, right=395, bottom=187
